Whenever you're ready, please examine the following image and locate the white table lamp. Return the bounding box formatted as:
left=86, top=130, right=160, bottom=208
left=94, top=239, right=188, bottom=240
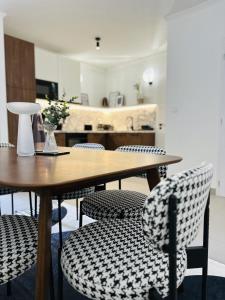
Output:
left=7, top=102, right=41, bottom=156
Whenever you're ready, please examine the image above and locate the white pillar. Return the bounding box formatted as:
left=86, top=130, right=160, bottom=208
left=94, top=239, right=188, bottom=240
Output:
left=0, top=12, right=8, bottom=142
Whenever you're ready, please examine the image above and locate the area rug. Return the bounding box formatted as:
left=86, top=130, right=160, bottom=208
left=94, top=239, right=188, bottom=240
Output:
left=0, top=231, right=225, bottom=299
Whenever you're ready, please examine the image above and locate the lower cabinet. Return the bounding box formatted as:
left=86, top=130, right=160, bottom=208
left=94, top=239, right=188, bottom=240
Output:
left=55, top=132, right=155, bottom=149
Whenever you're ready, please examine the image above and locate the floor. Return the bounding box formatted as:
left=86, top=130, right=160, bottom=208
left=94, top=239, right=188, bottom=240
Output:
left=1, top=177, right=225, bottom=278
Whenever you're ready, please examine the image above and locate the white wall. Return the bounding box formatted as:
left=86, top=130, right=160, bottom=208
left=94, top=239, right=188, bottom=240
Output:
left=0, top=12, right=8, bottom=142
left=105, top=52, right=167, bottom=146
left=35, top=47, right=80, bottom=100
left=166, top=0, right=225, bottom=188
left=80, top=63, right=106, bottom=107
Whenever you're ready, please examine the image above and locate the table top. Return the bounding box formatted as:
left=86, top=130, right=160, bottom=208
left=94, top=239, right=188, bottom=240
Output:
left=0, top=147, right=182, bottom=191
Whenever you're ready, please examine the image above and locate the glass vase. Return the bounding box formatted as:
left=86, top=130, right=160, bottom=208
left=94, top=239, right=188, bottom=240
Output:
left=43, top=123, right=58, bottom=153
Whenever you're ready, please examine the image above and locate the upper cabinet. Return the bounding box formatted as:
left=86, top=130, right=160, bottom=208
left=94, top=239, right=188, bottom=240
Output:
left=58, top=56, right=80, bottom=100
left=35, top=47, right=59, bottom=83
left=35, top=47, right=80, bottom=100
left=5, top=35, right=36, bottom=100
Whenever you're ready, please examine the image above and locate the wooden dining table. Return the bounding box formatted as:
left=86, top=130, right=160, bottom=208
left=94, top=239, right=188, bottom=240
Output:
left=0, top=147, right=182, bottom=300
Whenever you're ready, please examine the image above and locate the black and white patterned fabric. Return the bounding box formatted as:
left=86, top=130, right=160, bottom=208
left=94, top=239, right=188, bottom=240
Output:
left=142, top=163, right=213, bottom=250
left=73, top=143, right=105, bottom=150
left=117, top=145, right=167, bottom=178
left=0, top=142, right=14, bottom=148
left=61, top=219, right=186, bottom=299
left=51, top=142, right=104, bottom=201
left=52, top=186, right=95, bottom=200
left=0, top=143, right=17, bottom=195
left=61, top=164, right=213, bottom=299
left=80, top=145, right=167, bottom=221
left=0, top=215, right=38, bottom=285
left=82, top=190, right=147, bottom=220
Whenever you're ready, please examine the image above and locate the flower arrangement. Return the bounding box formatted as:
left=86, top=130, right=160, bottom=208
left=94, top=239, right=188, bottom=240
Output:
left=42, top=99, right=70, bottom=127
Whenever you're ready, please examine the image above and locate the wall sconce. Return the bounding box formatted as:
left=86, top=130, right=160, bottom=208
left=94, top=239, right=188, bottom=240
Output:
left=143, top=68, right=154, bottom=85
left=95, top=37, right=101, bottom=50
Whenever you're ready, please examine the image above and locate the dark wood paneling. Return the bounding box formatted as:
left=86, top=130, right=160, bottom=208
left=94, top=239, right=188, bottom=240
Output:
left=4, top=35, right=36, bottom=145
left=87, top=133, right=106, bottom=146
left=55, top=132, right=155, bottom=150
left=55, top=132, right=66, bottom=147
left=106, top=133, right=155, bottom=150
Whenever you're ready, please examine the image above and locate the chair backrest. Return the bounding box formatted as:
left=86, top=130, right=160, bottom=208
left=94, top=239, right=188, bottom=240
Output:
left=116, top=145, right=167, bottom=178
left=142, top=163, right=213, bottom=251
left=73, top=143, right=105, bottom=150
left=0, top=142, right=14, bottom=148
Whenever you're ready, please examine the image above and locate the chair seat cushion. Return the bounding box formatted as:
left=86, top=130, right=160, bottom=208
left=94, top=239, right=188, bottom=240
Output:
left=82, top=190, right=147, bottom=220
left=61, top=219, right=186, bottom=300
left=0, top=215, right=38, bottom=285
left=51, top=186, right=95, bottom=200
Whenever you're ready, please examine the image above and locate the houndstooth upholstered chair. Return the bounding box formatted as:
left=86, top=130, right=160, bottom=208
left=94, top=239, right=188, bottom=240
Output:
left=35, top=143, right=105, bottom=242
left=0, top=143, right=18, bottom=215
left=61, top=163, right=213, bottom=300
left=0, top=215, right=38, bottom=295
left=0, top=143, right=18, bottom=216
left=79, top=145, right=167, bottom=227
left=0, top=215, right=55, bottom=298
left=0, top=143, right=33, bottom=216
left=74, top=143, right=105, bottom=150
left=55, top=142, right=105, bottom=221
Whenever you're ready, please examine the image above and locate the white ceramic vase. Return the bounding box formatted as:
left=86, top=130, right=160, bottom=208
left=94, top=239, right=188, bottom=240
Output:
left=7, top=102, right=41, bottom=156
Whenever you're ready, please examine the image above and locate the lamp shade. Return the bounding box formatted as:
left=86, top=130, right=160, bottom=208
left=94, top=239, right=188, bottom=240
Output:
left=143, top=68, right=154, bottom=85
left=7, top=102, right=41, bottom=156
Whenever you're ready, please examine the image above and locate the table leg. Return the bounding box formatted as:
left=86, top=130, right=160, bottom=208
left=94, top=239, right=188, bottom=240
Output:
left=146, top=168, right=160, bottom=190
left=35, top=192, right=52, bottom=300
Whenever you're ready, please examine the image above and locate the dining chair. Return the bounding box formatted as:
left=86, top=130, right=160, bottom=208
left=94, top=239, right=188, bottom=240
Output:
left=61, top=163, right=213, bottom=300
left=0, top=143, right=33, bottom=216
left=117, top=145, right=167, bottom=188
left=79, top=145, right=167, bottom=227
left=0, top=214, right=55, bottom=298
left=74, top=143, right=105, bottom=150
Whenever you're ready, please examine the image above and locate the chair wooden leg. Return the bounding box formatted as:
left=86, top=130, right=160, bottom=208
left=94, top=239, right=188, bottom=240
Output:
left=6, top=281, right=11, bottom=296
left=168, top=195, right=178, bottom=300
left=76, top=198, right=79, bottom=220
left=118, top=179, right=122, bottom=190
left=58, top=198, right=63, bottom=249
left=79, top=201, right=83, bottom=228
left=58, top=198, right=63, bottom=300
left=11, top=193, right=14, bottom=215
left=202, top=194, right=210, bottom=300
left=29, top=191, right=33, bottom=217
left=34, top=193, right=38, bottom=217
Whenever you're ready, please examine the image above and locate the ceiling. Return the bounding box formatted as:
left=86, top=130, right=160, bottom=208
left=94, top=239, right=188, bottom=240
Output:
left=0, top=0, right=206, bottom=67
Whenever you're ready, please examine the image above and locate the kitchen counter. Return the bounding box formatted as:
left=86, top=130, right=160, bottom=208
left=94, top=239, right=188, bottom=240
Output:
left=55, top=131, right=155, bottom=150
left=55, top=130, right=155, bottom=134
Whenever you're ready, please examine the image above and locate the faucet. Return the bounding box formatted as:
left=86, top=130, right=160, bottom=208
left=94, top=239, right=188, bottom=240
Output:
left=126, top=116, right=134, bottom=131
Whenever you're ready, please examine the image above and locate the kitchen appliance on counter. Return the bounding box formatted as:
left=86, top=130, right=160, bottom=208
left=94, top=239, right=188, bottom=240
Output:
left=84, top=124, right=93, bottom=131
left=97, top=124, right=114, bottom=131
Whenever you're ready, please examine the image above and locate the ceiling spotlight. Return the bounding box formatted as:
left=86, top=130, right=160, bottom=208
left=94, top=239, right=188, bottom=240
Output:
left=95, top=37, right=101, bottom=50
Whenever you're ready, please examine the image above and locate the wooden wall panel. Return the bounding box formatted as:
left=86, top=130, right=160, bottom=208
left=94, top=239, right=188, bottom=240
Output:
left=55, top=132, right=155, bottom=150
left=4, top=35, right=36, bottom=145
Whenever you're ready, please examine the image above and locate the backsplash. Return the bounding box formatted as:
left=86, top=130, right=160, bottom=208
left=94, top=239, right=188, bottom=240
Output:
left=36, top=100, right=157, bottom=131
